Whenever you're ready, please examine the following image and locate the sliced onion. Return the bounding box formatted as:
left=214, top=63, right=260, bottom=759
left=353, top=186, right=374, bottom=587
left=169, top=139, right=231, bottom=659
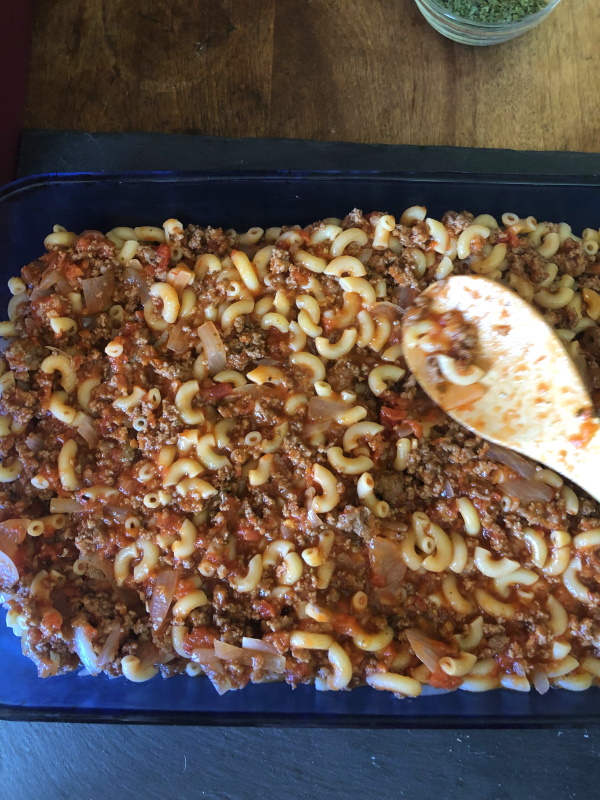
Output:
left=137, top=649, right=170, bottom=668
left=153, top=331, right=169, bottom=349
left=78, top=229, right=105, bottom=241
left=405, top=628, right=449, bottom=672
left=31, top=268, right=70, bottom=299
left=0, top=519, right=28, bottom=555
left=307, top=396, right=348, bottom=422
left=137, top=641, right=161, bottom=671
left=39, top=267, right=67, bottom=290
left=77, top=414, right=99, bottom=447
left=124, top=266, right=151, bottom=304
left=214, top=639, right=286, bottom=673
left=97, top=622, right=122, bottom=668
left=208, top=673, right=234, bottom=696
left=73, top=625, right=100, bottom=675
left=532, top=666, right=550, bottom=695
left=372, top=301, right=402, bottom=320
left=498, top=478, right=553, bottom=504
left=25, top=433, right=45, bottom=452
left=306, top=507, right=321, bottom=527
left=190, top=647, right=220, bottom=666
left=198, top=321, right=227, bottom=375
left=167, top=319, right=190, bottom=354
left=0, top=550, right=19, bottom=587
left=0, top=539, right=19, bottom=561
left=213, top=640, right=248, bottom=660
left=441, top=480, right=455, bottom=499
left=355, top=247, right=372, bottom=265
left=54, top=273, right=71, bottom=292
left=168, top=267, right=194, bottom=297
left=241, top=636, right=280, bottom=655
left=394, top=286, right=419, bottom=309
left=50, top=498, right=85, bottom=513
left=304, top=487, right=321, bottom=527
left=30, top=286, right=51, bottom=302
left=135, top=641, right=172, bottom=671
left=231, top=383, right=261, bottom=397
left=250, top=649, right=286, bottom=674
left=486, top=444, right=535, bottom=480
left=394, top=422, right=414, bottom=438
left=149, top=569, right=178, bottom=630
left=81, top=270, right=115, bottom=314
left=369, top=537, right=407, bottom=598
left=46, top=345, right=72, bottom=358
left=303, top=420, right=332, bottom=437
left=79, top=551, right=116, bottom=586
left=106, top=505, right=131, bottom=522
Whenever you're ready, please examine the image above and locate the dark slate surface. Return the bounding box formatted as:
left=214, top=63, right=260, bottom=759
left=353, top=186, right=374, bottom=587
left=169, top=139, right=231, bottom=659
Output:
left=2, top=131, right=599, bottom=799
left=0, top=723, right=598, bottom=799
left=17, top=129, right=600, bottom=177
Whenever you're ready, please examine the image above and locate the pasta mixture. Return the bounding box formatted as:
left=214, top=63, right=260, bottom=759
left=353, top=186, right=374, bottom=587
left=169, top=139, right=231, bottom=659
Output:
left=1, top=207, right=600, bottom=696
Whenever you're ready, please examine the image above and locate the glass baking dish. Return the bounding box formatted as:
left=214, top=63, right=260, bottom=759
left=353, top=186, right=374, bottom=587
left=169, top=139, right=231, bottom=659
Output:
left=1, top=169, right=600, bottom=726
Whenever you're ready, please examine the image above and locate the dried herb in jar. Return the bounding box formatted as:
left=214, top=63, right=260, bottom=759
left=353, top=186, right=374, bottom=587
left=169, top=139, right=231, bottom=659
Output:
left=436, top=0, right=548, bottom=22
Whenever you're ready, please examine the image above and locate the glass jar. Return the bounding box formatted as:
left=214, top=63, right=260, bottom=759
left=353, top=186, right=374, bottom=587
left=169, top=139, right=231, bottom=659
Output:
left=414, top=0, right=562, bottom=45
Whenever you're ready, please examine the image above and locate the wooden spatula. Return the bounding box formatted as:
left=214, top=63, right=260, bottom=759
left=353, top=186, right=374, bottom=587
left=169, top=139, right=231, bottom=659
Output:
left=401, top=275, right=600, bottom=503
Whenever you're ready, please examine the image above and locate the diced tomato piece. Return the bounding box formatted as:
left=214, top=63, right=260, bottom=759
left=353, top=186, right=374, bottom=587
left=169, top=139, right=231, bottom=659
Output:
left=498, top=229, right=521, bottom=249
left=64, top=263, right=83, bottom=282
left=236, top=521, right=262, bottom=542
left=285, top=660, right=310, bottom=685
left=40, top=543, right=59, bottom=560
left=265, top=327, right=289, bottom=356
left=174, top=578, right=198, bottom=600
left=330, top=613, right=361, bottom=637
left=182, top=626, right=217, bottom=655
left=380, top=406, right=424, bottom=437
left=156, top=244, right=171, bottom=271
left=255, top=600, right=276, bottom=619
left=428, top=667, right=463, bottom=690
left=380, top=406, right=406, bottom=426
left=41, top=610, right=63, bottom=635
left=377, top=644, right=397, bottom=667
left=10, top=548, right=26, bottom=573
left=321, top=316, right=336, bottom=334
left=75, top=231, right=104, bottom=250
left=201, top=382, right=234, bottom=402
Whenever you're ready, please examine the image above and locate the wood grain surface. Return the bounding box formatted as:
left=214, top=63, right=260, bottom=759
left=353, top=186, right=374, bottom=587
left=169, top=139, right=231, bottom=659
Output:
left=0, top=1, right=33, bottom=182
left=25, top=0, right=599, bottom=152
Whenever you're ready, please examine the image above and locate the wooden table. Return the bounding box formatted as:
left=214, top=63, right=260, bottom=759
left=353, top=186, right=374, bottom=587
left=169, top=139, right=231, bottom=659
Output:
left=25, top=0, right=599, bottom=153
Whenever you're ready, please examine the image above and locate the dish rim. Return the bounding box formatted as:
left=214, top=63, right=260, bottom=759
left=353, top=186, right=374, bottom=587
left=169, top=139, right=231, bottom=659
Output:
left=1, top=166, right=600, bottom=726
